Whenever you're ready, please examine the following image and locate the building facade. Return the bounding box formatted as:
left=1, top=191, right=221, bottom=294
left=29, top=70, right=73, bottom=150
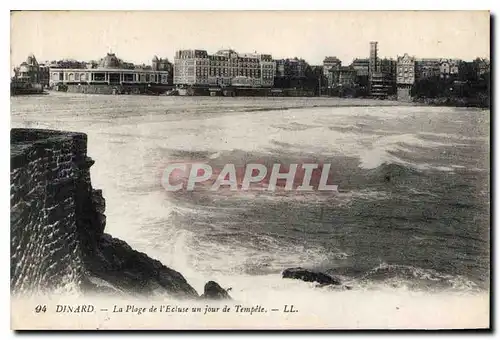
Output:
left=275, top=58, right=309, bottom=78
left=14, top=54, right=41, bottom=84
left=323, top=56, right=342, bottom=87
left=366, top=41, right=396, bottom=97
left=351, top=58, right=370, bottom=77
left=367, top=59, right=397, bottom=98
left=475, top=58, right=490, bottom=77
left=39, top=64, right=50, bottom=87
left=413, top=58, right=462, bottom=81
left=396, top=53, right=416, bottom=101
left=337, top=66, right=356, bottom=86
left=439, top=59, right=460, bottom=79
left=370, top=72, right=396, bottom=98
left=375, top=58, right=397, bottom=96
left=11, top=54, right=47, bottom=93
left=174, top=49, right=276, bottom=88
left=49, top=53, right=172, bottom=87
left=369, top=41, right=379, bottom=80
left=379, top=59, right=397, bottom=78
left=274, top=58, right=312, bottom=91
left=368, top=41, right=389, bottom=96
left=152, top=56, right=173, bottom=72
left=415, top=59, right=441, bottom=80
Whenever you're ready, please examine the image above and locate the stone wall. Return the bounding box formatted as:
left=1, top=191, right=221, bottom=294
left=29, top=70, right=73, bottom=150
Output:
left=62, top=84, right=169, bottom=95
left=66, top=84, right=120, bottom=95
left=11, top=129, right=90, bottom=294
left=10, top=128, right=198, bottom=298
left=397, top=85, right=413, bottom=102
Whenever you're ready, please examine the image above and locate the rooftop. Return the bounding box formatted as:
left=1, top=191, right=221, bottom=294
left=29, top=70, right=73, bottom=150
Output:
left=98, top=53, right=121, bottom=69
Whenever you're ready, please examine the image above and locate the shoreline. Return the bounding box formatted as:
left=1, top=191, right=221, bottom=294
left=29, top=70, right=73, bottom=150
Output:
left=412, top=97, right=490, bottom=109
left=12, top=91, right=490, bottom=109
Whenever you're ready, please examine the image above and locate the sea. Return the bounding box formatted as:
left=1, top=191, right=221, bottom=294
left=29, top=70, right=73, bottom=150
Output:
left=10, top=92, right=490, bottom=329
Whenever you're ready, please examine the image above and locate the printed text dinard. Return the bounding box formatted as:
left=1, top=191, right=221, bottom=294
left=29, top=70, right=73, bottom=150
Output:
left=54, top=304, right=298, bottom=315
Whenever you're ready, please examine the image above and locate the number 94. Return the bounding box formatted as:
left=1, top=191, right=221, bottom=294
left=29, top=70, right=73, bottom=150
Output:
left=35, top=305, right=47, bottom=313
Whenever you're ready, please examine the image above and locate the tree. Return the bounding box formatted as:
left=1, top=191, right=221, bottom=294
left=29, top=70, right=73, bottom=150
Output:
left=411, top=75, right=453, bottom=98
left=458, top=61, right=478, bottom=82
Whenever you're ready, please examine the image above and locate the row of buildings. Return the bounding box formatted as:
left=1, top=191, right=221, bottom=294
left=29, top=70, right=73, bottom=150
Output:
left=13, top=53, right=174, bottom=94
left=13, top=43, right=490, bottom=99
left=321, top=41, right=490, bottom=100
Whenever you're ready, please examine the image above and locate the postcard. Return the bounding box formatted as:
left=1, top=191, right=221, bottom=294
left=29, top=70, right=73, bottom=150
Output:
left=10, top=10, right=490, bottom=330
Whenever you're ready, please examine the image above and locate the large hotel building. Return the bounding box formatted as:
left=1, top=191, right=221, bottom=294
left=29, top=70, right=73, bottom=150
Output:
left=173, top=49, right=276, bottom=88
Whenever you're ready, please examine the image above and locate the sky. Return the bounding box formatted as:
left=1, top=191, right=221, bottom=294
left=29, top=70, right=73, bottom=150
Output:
left=10, top=11, right=490, bottom=68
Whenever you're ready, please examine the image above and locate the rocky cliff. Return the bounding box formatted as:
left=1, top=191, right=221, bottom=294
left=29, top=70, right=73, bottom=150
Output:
left=10, top=128, right=198, bottom=298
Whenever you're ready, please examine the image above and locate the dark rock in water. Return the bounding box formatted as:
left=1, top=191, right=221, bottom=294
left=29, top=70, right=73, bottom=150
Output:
left=84, top=234, right=199, bottom=299
left=201, top=281, right=232, bottom=300
left=282, top=267, right=341, bottom=285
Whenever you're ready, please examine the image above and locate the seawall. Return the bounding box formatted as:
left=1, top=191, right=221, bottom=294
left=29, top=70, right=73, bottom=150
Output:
left=53, top=84, right=173, bottom=95
left=11, top=129, right=90, bottom=294
left=10, top=128, right=198, bottom=298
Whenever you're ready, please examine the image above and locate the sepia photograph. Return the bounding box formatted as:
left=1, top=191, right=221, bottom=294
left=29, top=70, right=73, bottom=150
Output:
left=9, top=9, right=491, bottom=330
